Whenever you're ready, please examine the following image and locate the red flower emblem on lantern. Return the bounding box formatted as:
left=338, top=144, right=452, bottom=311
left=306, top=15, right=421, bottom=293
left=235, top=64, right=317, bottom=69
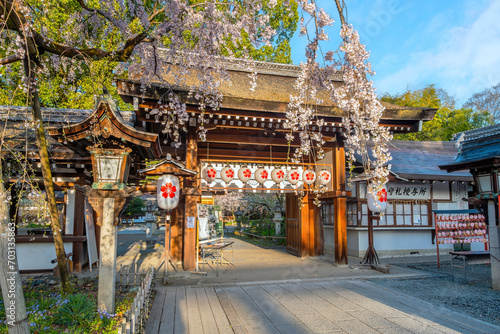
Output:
left=161, top=183, right=177, bottom=198
left=305, top=171, right=315, bottom=181
left=377, top=188, right=387, bottom=202
left=243, top=169, right=251, bottom=178
left=291, top=171, right=300, bottom=180
left=321, top=172, right=330, bottom=181
left=207, top=168, right=216, bottom=178
left=260, top=170, right=268, bottom=179
left=276, top=170, right=285, bottom=179
left=225, top=169, right=234, bottom=178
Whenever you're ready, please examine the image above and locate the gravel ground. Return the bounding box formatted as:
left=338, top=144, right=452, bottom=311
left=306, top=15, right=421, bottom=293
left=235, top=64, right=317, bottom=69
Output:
left=368, top=260, right=500, bottom=326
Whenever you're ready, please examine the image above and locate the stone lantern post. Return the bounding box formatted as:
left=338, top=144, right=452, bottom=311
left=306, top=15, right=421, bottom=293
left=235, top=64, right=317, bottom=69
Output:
left=143, top=200, right=158, bottom=239
left=273, top=204, right=283, bottom=236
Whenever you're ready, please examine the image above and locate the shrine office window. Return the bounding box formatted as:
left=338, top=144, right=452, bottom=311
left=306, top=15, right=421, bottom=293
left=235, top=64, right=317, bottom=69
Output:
left=320, top=201, right=334, bottom=225
left=347, top=201, right=358, bottom=226
left=359, top=200, right=431, bottom=227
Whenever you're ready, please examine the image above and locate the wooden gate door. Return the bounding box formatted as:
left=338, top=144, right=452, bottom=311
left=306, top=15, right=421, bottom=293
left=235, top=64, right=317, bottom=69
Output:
left=286, top=193, right=301, bottom=256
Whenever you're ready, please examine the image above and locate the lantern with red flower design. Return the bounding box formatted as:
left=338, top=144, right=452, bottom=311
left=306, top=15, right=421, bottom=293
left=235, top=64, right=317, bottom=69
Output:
left=238, top=166, right=252, bottom=183
left=303, top=169, right=316, bottom=185
left=202, top=165, right=217, bottom=183
left=287, top=169, right=301, bottom=185
left=157, top=175, right=180, bottom=209
left=318, top=169, right=331, bottom=185
left=220, top=166, right=235, bottom=183
left=271, top=168, right=286, bottom=183
left=255, top=167, right=269, bottom=184
left=367, top=185, right=388, bottom=212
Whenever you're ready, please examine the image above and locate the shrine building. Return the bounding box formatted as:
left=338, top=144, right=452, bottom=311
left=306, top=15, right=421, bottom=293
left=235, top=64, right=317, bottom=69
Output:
left=2, top=59, right=439, bottom=272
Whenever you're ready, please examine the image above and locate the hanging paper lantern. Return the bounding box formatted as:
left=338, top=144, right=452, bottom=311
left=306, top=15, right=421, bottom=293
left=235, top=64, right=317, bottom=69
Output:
left=238, top=166, right=252, bottom=183
left=220, top=166, right=235, bottom=183
left=271, top=168, right=286, bottom=183
left=318, top=169, right=331, bottom=185
left=287, top=169, right=301, bottom=185
left=255, top=167, right=269, bottom=184
left=202, top=165, right=217, bottom=183
left=157, top=175, right=180, bottom=209
left=303, top=169, right=316, bottom=185
left=367, top=185, right=388, bottom=212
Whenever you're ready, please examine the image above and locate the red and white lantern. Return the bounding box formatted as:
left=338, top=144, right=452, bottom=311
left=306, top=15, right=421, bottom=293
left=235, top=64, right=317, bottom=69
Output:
left=238, top=166, right=252, bottom=183
left=157, top=175, right=180, bottom=209
left=220, top=166, right=235, bottom=183
left=367, top=185, right=388, bottom=212
left=271, top=168, right=286, bottom=183
left=202, top=165, right=217, bottom=183
left=318, top=169, right=331, bottom=185
left=287, top=169, right=301, bottom=185
left=255, top=167, right=269, bottom=184
left=303, top=169, right=316, bottom=185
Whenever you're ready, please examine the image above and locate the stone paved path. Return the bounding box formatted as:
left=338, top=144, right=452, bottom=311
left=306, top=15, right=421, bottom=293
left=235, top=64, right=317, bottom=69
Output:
left=145, top=279, right=500, bottom=333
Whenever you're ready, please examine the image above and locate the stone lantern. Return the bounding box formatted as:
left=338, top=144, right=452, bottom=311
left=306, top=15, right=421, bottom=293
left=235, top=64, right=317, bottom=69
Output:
left=143, top=200, right=158, bottom=239
left=273, top=203, right=283, bottom=236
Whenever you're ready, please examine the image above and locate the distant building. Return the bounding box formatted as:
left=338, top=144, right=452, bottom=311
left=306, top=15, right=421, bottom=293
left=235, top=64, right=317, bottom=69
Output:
left=322, top=140, right=475, bottom=257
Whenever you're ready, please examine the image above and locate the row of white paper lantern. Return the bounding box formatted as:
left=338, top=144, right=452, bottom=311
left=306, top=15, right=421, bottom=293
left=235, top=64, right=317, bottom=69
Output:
left=202, top=166, right=332, bottom=185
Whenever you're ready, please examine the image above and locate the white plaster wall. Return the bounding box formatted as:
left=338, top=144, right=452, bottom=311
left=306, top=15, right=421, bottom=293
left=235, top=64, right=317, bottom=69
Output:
left=17, top=242, right=73, bottom=271
left=323, top=226, right=335, bottom=253
left=347, top=229, right=360, bottom=257
left=347, top=228, right=452, bottom=257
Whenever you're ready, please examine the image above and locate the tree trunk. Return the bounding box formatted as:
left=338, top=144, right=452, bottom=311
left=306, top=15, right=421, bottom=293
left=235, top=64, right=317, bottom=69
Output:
left=23, top=57, right=71, bottom=294
left=0, top=180, right=30, bottom=333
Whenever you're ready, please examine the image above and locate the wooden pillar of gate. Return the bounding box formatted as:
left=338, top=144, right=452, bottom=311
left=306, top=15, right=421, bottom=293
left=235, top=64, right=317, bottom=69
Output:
left=182, top=131, right=200, bottom=271
left=299, top=192, right=323, bottom=257
left=333, top=147, right=348, bottom=265
left=170, top=207, right=183, bottom=263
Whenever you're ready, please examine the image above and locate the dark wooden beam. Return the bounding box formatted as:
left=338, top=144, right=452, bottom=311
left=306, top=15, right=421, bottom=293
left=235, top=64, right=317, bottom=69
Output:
left=204, top=132, right=338, bottom=148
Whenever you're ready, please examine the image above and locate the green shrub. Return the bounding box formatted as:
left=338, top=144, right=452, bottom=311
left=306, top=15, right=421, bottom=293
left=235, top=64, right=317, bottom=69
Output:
left=55, top=293, right=97, bottom=327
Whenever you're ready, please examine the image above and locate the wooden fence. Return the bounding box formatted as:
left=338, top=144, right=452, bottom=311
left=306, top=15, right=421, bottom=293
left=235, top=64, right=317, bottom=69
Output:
left=118, top=263, right=146, bottom=289
left=118, top=267, right=155, bottom=334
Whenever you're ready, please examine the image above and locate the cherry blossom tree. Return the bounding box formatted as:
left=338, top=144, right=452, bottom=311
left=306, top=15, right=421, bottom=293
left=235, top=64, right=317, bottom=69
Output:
left=0, top=0, right=391, bottom=319
left=214, top=192, right=246, bottom=222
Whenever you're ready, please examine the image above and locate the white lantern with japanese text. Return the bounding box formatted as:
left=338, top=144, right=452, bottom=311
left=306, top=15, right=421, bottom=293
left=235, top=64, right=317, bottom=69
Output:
left=367, top=185, right=388, bottom=212
left=271, top=168, right=286, bottom=183
left=220, top=166, right=235, bottom=183
left=255, top=167, right=269, bottom=184
left=287, top=169, right=301, bottom=185
left=318, top=169, right=331, bottom=185
left=238, top=166, right=252, bottom=183
left=303, top=169, right=316, bottom=185
left=202, top=165, right=217, bottom=183
left=157, top=175, right=180, bottom=209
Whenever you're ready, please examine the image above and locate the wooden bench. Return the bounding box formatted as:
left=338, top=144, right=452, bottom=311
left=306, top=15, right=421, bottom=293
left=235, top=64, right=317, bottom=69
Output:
left=449, top=251, right=490, bottom=279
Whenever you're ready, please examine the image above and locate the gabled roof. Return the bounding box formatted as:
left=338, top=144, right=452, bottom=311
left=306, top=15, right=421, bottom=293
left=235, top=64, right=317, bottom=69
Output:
left=355, top=140, right=472, bottom=181
left=138, top=154, right=197, bottom=177
left=47, top=95, right=162, bottom=159
left=118, top=55, right=437, bottom=123
left=440, top=123, right=500, bottom=172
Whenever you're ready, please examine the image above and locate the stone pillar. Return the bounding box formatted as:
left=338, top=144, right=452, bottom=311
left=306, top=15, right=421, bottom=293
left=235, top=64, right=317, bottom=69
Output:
left=97, top=198, right=118, bottom=313
left=488, top=201, right=500, bottom=291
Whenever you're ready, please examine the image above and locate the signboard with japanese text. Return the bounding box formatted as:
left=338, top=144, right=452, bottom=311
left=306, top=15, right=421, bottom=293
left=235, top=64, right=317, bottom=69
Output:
left=361, top=182, right=431, bottom=200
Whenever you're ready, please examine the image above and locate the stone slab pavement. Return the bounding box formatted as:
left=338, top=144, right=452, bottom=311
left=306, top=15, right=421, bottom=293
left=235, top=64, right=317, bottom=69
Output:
left=145, top=279, right=500, bottom=334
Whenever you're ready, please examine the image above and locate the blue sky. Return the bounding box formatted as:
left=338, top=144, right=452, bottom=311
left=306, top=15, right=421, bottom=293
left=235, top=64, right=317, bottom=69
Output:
left=290, top=0, right=500, bottom=107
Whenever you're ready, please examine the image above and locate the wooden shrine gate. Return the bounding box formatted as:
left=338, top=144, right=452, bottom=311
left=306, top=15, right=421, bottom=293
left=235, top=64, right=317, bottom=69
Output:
left=115, top=59, right=435, bottom=269
left=286, top=193, right=301, bottom=256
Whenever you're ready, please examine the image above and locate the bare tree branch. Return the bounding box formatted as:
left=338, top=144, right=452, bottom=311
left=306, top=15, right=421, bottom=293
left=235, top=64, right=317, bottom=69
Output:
left=75, top=0, right=121, bottom=28
left=334, top=0, right=347, bottom=26
left=0, top=54, right=22, bottom=65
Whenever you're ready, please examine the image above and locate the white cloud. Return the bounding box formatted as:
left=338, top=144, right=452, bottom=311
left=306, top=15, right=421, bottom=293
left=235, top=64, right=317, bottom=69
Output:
left=374, top=0, right=500, bottom=105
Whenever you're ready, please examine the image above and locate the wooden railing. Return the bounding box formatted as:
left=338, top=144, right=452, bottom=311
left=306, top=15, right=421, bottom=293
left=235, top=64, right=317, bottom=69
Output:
left=118, top=267, right=155, bottom=334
